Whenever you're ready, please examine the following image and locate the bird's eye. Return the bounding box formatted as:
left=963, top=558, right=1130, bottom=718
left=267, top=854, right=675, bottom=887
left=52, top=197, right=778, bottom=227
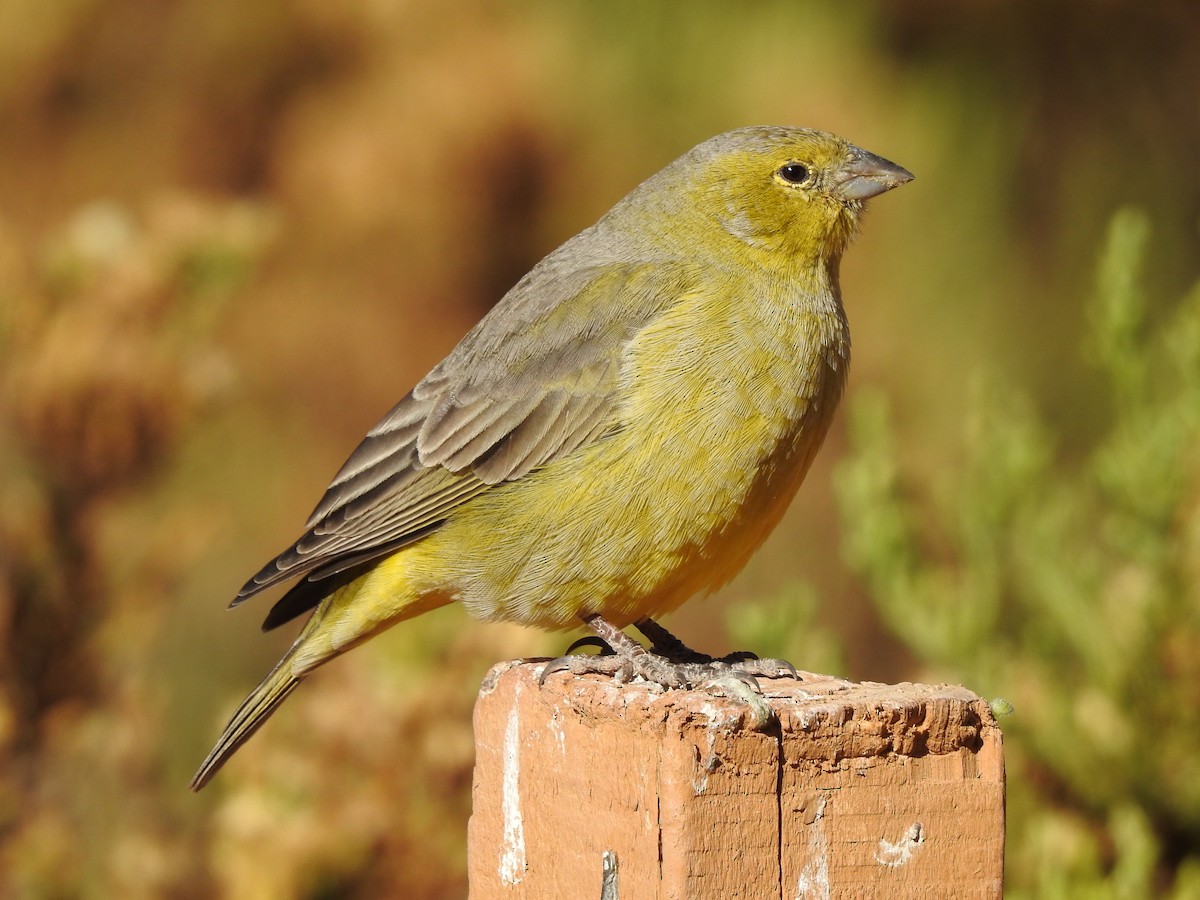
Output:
left=777, top=163, right=810, bottom=185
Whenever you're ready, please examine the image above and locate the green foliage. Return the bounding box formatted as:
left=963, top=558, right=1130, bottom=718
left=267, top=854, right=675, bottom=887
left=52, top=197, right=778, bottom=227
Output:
left=835, top=208, right=1200, bottom=895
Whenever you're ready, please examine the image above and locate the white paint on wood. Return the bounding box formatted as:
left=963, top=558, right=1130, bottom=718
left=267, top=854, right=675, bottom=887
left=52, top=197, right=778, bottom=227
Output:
left=498, top=683, right=527, bottom=885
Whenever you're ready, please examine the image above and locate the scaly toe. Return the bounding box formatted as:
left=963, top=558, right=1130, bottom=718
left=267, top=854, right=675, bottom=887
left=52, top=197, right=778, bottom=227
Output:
left=538, top=652, right=629, bottom=686
left=703, top=674, right=773, bottom=730
left=728, top=656, right=799, bottom=680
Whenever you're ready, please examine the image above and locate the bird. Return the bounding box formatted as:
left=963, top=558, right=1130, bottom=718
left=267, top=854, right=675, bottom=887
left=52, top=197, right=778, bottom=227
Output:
left=191, top=126, right=912, bottom=790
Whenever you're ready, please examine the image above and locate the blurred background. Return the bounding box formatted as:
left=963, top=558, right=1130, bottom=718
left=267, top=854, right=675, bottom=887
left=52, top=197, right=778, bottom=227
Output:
left=1, top=0, right=1198, bottom=896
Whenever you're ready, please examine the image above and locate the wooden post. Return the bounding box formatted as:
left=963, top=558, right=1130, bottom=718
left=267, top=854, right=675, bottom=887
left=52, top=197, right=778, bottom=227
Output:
left=468, top=660, right=1004, bottom=899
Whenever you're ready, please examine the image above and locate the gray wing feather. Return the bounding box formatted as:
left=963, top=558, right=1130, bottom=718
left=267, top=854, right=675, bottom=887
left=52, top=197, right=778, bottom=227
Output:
left=235, top=248, right=694, bottom=606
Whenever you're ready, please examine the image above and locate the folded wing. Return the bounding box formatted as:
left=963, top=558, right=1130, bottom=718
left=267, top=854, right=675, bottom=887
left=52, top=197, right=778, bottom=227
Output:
left=234, top=259, right=696, bottom=629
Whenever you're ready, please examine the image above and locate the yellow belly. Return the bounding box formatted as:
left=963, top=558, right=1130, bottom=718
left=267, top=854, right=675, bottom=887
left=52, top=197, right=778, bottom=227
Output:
left=392, top=282, right=850, bottom=631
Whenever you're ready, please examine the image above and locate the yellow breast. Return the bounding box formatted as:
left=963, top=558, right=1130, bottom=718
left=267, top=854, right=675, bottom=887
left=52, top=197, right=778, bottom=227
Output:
left=396, top=271, right=849, bottom=630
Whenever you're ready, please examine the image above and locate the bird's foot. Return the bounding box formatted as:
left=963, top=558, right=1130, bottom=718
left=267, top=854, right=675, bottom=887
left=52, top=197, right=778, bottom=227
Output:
left=633, top=617, right=798, bottom=680
left=539, top=645, right=757, bottom=690
left=538, top=615, right=799, bottom=728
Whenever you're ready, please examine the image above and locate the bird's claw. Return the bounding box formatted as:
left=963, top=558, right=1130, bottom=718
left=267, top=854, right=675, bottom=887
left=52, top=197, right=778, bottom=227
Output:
left=538, top=652, right=630, bottom=686
left=703, top=674, right=773, bottom=729
left=537, top=616, right=797, bottom=731
left=563, top=635, right=614, bottom=656
left=539, top=652, right=778, bottom=729
left=727, top=655, right=798, bottom=681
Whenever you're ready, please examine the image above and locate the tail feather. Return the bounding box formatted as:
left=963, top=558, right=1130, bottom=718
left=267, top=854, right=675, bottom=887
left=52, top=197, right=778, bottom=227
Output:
left=193, top=554, right=438, bottom=790
left=190, top=660, right=303, bottom=792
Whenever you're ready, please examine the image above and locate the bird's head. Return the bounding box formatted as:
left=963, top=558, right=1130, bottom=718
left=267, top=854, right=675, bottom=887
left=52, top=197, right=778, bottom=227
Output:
left=660, top=126, right=913, bottom=269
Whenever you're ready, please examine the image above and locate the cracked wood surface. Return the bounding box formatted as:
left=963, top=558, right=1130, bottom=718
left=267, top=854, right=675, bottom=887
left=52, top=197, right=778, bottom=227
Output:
left=468, top=660, right=1004, bottom=899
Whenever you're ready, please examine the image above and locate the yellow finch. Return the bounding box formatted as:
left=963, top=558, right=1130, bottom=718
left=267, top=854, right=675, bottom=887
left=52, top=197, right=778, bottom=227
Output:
left=192, top=126, right=911, bottom=790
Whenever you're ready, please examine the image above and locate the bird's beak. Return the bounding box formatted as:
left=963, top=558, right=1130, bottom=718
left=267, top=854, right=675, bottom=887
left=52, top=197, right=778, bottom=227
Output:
left=833, top=147, right=914, bottom=200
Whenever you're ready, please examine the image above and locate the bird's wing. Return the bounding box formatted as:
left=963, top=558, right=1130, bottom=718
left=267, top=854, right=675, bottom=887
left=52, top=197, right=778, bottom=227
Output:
left=236, top=258, right=696, bottom=624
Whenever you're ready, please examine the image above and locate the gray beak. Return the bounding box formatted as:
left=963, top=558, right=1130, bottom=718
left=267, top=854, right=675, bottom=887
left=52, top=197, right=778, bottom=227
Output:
left=834, top=147, right=914, bottom=200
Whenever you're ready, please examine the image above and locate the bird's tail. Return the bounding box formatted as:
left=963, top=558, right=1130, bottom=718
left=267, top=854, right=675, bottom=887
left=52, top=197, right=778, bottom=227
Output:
left=190, top=656, right=303, bottom=792
left=191, top=552, right=450, bottom=791
left=190, top=599, right=339, bottom=792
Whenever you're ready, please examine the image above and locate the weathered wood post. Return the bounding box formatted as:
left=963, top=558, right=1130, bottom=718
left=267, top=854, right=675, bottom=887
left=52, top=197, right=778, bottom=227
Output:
left=468, top=660, right=1004, bottom=899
